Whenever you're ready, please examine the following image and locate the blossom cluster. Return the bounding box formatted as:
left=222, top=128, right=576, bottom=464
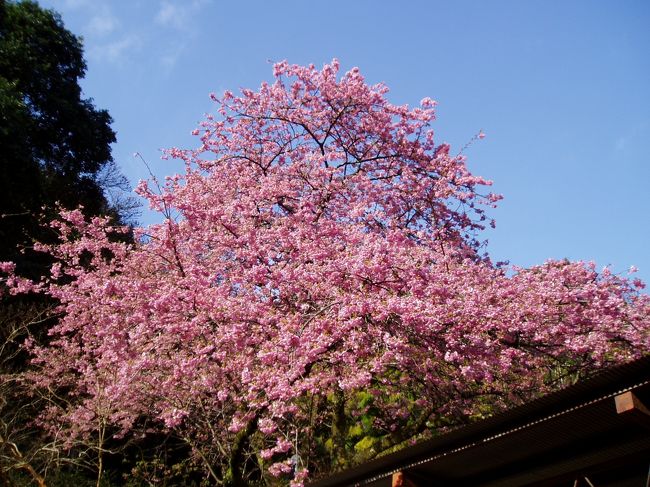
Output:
left=2, top=60, right=648, bottom=485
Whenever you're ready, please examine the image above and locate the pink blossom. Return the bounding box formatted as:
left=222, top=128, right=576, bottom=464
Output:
left=11, top=59, right=648, bottom=484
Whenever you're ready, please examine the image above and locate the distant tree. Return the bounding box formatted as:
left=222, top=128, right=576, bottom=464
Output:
left=0, top=2, right=136, bottom=484
left=2, top=60, right=649, bottom=486
left=0, top=0, right=136, bottom=278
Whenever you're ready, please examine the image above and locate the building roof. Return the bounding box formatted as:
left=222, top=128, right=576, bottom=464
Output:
left=309, top=356, right=650, bottom=487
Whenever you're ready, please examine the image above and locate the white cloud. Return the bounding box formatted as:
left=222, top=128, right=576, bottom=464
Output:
left=615, top=123, right=648, bottom=152
left=155, top=1, right=191, bottom=31
left=85, top=5, right=118, bottom=37
left=153, top=0, right=210, bottom=72
left=88, top=35, right=141, bottom=65
left=105, top=36, right=138, bottom=62
left=155, top=0, right=209, bottom=31
left=160, top=43, right=186, bottom=71
left=58, top=0, right=91, bottom=8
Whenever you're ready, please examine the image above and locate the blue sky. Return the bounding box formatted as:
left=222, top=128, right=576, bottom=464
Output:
left=40, top=0, right=650, bottom=284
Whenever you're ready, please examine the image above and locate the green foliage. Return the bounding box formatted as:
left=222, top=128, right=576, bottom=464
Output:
left=0, top=2, right=138, bottom=484
left=0, top=0, right=136, bottom=277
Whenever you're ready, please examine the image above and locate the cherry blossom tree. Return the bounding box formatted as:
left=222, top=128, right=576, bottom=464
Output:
left=2, top=60, right=649, bottom=486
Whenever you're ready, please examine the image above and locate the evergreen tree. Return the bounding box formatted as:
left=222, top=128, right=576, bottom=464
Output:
left=0, top=4, right=135, bottom=483
left=0, top=0, right=134, bottom=278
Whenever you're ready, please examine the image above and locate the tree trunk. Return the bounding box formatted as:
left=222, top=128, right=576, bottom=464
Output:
left=331, top=389, right=348, bottom=469
left=223, top=418, right=258, bottom=487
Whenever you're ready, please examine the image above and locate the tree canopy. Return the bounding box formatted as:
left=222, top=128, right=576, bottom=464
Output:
left=2, top=60, right=649, bottom=486
left=0, top=3, right=136, bottom=484
left=0, top=0, right=134, bottom=278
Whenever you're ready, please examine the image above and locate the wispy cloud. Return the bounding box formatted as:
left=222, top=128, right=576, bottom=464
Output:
left=155, top=1, right=185, bottom=30
left=160, top=42, right=186, bottom=71
left=88, top=34, right=141, bottom=65
left=58, top=0, right=91, bottom=9
left=154, top=0, right=210, bottom=72
left=48, top=0, right=132, bottom=65
left=49, top=0, right=210, bottom=69
left=85, top=5, right=118, bottom=37
left=155, top=0, right=209, bottom=31
left=105, top=35, right=140, bottom=63
left=615, top=122, right=648, bottom=152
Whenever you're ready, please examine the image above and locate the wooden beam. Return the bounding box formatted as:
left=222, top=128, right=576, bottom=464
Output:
left=615, top=391, right=650, bottom=429
left=392, top=471, right=419, bottom=487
